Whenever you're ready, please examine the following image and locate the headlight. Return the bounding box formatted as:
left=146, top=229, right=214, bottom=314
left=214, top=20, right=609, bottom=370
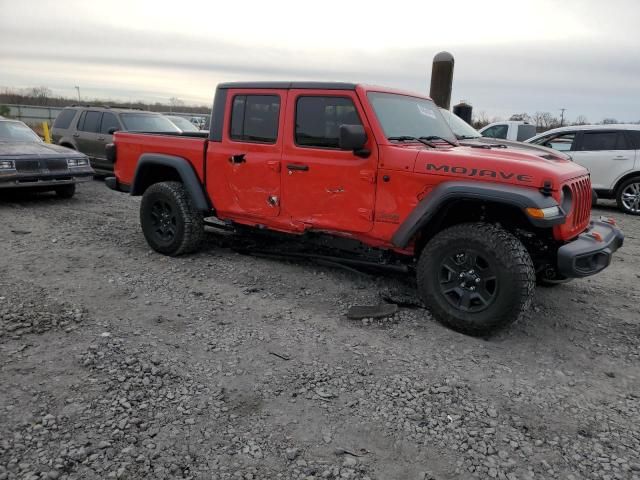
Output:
left=0, top=160, right=15, bottom=170
left=67, top=157, right=88, bottom=167
left=525, top=206, right=562, bottom=219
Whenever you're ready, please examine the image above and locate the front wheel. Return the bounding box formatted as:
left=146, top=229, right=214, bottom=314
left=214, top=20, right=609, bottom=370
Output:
left=140, top=181, right=204, bottom=256
left=417, top=222, right=535, bottom=336
left=616, top=177, right=640, bottom=215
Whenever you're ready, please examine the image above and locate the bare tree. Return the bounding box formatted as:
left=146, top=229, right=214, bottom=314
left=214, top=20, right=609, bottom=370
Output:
left=573, top=115, right=588, bottom=125
left=26, top=86, right=53, bottom=104
left=169, top=97, right=185, bottom=112
left=533, top=112, right=558, bottom=131
left=472, top=111, right=490, bottom=129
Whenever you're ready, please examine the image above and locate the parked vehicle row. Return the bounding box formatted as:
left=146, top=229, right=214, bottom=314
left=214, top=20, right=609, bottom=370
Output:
left=103, top=81, right=623, bottom=336
left=526, top=125, right=640, bottom=215
left=0, top=118, right=93, bottom=197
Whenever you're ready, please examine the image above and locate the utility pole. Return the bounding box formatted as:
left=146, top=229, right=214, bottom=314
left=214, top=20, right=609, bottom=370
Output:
left=75, top=86, right=81, bottom=102
left=559, top=108, right=566, bottom=127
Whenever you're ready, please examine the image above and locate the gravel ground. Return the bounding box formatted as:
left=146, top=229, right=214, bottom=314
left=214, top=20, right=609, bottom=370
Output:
left=1, top=181, right=639, bottom=480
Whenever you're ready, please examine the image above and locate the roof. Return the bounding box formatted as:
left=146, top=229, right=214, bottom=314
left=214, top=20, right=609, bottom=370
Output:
left=217, top=81, right=357, bottom=90
left=538, top=124, right=640, bottom=135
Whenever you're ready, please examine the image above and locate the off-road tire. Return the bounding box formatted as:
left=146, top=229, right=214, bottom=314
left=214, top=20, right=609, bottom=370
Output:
left=55, top=184, right=76, bottom=199
left=417, top=222, right=535, bottom=336
left=140, top=181, right=204, bottom=256
left=615, top=176, right=640, bottom=215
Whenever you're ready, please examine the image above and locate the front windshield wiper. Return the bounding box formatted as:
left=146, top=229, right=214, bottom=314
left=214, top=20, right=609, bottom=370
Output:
left=388, top=136, right=436, bottom=148
left=420, top=135, right=458, bottom=147
left=456, top=135, right=481, bottom=140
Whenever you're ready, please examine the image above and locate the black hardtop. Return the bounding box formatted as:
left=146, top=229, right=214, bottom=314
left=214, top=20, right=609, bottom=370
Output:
left=217, top=81, right=357, bottom=91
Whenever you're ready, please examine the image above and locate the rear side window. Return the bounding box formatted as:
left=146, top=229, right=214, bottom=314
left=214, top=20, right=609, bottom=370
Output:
left=230, top=95, right=280, bottom=143
left=624, top=130, right=640, bottom=149
left=80, top=111, right=102, bottom=133
left=53, top=109, right=77, bottom=129
left=580, top=131, right=628, bottom=151
left=100, top=112, right=120, bottom=134
left=517, top=124, right=536, bottom=141
left=481, top=124, right=508, bottom=139
left=295, top=96, right=362, bottom=148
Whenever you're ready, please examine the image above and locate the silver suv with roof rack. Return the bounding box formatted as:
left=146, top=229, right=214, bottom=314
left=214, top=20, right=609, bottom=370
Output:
left=51, top=106, right=180, bottom=175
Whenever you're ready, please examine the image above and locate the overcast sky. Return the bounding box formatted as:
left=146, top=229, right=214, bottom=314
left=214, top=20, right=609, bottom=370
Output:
left=1, top=0, right=639, bottom=122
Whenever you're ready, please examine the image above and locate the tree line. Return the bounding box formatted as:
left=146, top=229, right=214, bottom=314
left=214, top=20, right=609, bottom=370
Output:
left=0, top=86, right=211, bottom=114
left=472, top=111, right=640, bottom=131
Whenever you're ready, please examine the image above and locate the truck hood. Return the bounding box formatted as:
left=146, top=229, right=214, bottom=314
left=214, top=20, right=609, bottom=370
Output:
left=457, top=137, right=570, bottom=161
left=0, top=141, right=86, bottom=160
left=413, top=145, right=588, bottom=190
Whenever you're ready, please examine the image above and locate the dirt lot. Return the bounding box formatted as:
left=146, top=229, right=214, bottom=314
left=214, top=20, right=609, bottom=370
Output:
left=1, top=181, right=639, bottom=480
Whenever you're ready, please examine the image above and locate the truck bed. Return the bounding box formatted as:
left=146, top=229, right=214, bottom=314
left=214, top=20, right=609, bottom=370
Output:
left=113, top=132, right=208, bottom=187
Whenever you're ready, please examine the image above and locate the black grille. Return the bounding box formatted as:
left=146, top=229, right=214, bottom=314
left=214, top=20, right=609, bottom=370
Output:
left=45, top=158, right=68, bottom=171
left=15, top=160, right=41, bottom=172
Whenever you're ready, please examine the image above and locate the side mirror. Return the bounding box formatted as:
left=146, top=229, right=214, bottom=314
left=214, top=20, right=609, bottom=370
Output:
left=339, top=124, right=368, bottom=155
left=108, top=127, right=120, bottom=135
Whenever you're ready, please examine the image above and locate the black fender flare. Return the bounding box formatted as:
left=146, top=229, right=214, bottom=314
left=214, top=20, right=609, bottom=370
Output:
left=131, top=153, right=211, bottom=212
left=391, top=181, right=564, bottom=248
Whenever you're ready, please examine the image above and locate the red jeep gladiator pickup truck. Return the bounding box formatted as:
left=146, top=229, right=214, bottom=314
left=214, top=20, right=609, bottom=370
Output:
left=105, top=81, right=623, bottom=335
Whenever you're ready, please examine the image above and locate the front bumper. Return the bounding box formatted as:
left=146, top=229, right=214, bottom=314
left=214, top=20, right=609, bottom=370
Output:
left=557, top=219, right=624, bottom=278
left=0, top=168, right=93, bottom=189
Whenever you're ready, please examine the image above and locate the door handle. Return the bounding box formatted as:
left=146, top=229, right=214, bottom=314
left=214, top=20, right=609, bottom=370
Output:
left=614, top=156, right=629, bottom=160
left=97, top=136, right=105, bottom=141
left=72, top=133, right=79, bottom=138
left=287, top=164, right=309, bottom=172
left=229, top=153, right=246, bottom=164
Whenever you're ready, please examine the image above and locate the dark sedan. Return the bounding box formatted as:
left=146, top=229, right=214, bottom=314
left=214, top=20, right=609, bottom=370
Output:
left=0, top=119, right=93, bottom=198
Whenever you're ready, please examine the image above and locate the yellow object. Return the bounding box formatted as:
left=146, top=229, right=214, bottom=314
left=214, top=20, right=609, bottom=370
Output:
left=525, top=207, right=545, bottom=219
left=42, top=122, right=51, bottom=143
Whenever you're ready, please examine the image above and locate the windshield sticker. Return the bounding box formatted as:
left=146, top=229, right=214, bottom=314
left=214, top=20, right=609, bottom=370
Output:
left=417, top=105, right=436, bottom=118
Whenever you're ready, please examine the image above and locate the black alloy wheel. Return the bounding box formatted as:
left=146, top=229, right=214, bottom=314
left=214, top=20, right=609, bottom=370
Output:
left=438, top=250, right=498, bottom=313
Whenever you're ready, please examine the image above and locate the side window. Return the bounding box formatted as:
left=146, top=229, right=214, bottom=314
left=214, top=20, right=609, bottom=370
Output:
left=76, top=111, right=87, bottom=131
left=295, top=96, right=362, bottom=148
left=541, top=132, right=576, bottom=152
left=580, top=132, right=628, bottom=151
left=79, top=111, right=102, bottom=133
left=53, top=109, right=77, bottom=129
left=626, top=130, right=640, bottom=149
left=229, top=95, right=280, bottom=143
left=100, top=112, right=120, bottom=134
left=482, top=124, right=508, bottom=139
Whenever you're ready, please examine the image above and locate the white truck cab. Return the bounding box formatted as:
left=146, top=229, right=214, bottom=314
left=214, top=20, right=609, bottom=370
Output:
left=479, top=121, right=537, bottom=142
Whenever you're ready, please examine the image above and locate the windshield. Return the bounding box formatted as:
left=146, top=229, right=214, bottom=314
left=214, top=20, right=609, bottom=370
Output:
left=0, top=121, right=42, bottom=142
left=165, top=115, right=200, bottom=132
left=439, top=108, right=480, bottom=139
left=120, top=114, right=180, bottom=132
left=367, top=92, right=457, bottom=143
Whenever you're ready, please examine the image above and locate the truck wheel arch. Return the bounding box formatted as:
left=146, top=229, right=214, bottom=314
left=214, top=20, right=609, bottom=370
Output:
left=131, top=154, right=211, bottom=212
left=391, top=181, right=564, bottom=249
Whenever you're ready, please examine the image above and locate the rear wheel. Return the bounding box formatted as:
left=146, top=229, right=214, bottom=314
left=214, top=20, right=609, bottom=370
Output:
left=140, top=181, right=204, bottom=256
left=416, top=222, right=535, bottom=336
left=55, top=184, right=76, bottom=199
left=616, top=177, right=640, bottom=215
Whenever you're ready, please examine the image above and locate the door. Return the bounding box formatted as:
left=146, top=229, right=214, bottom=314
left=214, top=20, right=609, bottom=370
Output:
left=206, top=90, right=285, bottom=218
left=281, top=91, right=377, bottom=233
left=572, top=130, right=635, bottom=190
left=74, top=110, right=102, bottom=160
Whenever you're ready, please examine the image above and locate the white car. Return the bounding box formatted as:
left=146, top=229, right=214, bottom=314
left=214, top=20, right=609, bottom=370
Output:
left=527, top=125, right=640, bottom=215
left=478, top=121, right=537, bottom=142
